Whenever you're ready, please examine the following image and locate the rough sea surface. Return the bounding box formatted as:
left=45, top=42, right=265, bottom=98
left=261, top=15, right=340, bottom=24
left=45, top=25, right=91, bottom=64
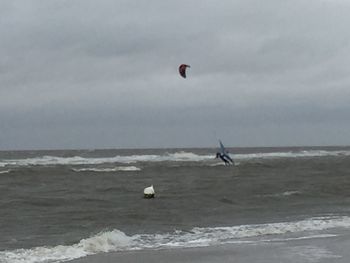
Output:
left=0, top=146, right=350, bottom=263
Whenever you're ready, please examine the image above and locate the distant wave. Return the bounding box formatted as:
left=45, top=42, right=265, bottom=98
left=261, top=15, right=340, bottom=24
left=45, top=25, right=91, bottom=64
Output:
left=280, top=191, right=301, bottom=196
left=263, top=191, right=301, bottom=198
left=0, top=152, right=209, bottom=167
left=209, top=162, right=240, bottom=167
left=1, top=216, right=350, bottom=263
left=72, top=166, right=141, bottom=172
left=0, top=170, right=10, bottom=174
left=235, top=150, right=350, bottom=160
left=0, top=150, right=350, bottom=167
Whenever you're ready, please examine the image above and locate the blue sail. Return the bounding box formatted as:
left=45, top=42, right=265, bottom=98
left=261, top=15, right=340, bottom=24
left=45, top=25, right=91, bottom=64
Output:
left=219, top=140, right=228, bottom=154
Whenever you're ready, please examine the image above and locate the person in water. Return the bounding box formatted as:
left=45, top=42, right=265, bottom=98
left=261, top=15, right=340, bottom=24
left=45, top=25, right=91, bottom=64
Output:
left=216, top=152, right=234, bottom=165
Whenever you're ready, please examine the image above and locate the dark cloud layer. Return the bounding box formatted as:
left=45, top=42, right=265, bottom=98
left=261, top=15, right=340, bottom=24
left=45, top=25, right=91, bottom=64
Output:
left=1, top=0, right=350, bottom=149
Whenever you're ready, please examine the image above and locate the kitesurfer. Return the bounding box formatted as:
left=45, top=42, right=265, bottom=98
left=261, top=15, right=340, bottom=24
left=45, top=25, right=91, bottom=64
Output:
left=216, top=140, right=234, bottom=165
left=216, top=152, right=232, bottom=165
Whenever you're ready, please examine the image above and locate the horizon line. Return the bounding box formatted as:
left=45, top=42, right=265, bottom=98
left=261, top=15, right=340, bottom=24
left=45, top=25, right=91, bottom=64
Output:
left=0, top=144, right=349, bottom=152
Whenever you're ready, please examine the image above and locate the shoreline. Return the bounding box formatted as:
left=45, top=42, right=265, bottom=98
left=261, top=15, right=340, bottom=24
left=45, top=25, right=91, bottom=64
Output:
left=68, top=233, right=350, bottom=263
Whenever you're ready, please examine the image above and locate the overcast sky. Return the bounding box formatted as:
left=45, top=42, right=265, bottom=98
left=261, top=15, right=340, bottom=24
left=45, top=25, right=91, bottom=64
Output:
left=1, top=0, right=350, bottom=150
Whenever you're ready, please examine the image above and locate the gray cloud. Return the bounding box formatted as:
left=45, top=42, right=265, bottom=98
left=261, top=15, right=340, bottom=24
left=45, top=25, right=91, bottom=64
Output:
left=1, top=0, right=350, bottom=149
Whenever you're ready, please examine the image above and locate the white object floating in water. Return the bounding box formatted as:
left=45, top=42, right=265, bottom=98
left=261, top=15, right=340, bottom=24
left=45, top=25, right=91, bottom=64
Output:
left=144, top=185, right=155, bottom=198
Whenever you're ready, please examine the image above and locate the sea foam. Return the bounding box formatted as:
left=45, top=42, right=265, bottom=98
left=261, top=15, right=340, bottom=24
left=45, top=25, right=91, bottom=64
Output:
left=1, top=216, right=350, bottom=263
left=72, top=166, right=141, bottom=172
left=0, top=150, right=350, bottom=168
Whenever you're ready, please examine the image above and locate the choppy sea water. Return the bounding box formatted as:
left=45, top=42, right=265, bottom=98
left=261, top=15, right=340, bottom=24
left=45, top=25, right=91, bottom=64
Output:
left=0, top=146, right=350, bottom=263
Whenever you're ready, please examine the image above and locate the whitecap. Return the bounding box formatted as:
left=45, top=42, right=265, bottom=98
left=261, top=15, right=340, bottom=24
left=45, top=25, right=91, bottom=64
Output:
left=0, top=149, right=349, bottom=168
left=264, top=190, right=301, bottom=198
left=1, top=216, right=350, bottom=263
left=72, top=166, right=141, bottom=172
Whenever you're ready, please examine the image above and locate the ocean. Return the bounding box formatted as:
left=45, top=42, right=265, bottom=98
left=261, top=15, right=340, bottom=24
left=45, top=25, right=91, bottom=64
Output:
left=0, top=146, right=350, bottom=263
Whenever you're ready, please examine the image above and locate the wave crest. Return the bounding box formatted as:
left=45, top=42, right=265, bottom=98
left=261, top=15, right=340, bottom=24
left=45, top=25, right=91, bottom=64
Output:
left=1, top=150, right=350, bottom=168
left=1, top=216, right=350, bottom=263
left=72, top=166, right=141, bottom=172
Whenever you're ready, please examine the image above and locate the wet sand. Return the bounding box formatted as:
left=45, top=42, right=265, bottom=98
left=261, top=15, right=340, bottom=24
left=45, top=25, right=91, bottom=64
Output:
left=69, top=232, right=350, bottom=263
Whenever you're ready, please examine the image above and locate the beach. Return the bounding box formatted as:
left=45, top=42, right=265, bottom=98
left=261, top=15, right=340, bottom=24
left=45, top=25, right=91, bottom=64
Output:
left=69, top=231, right=350, bottom=263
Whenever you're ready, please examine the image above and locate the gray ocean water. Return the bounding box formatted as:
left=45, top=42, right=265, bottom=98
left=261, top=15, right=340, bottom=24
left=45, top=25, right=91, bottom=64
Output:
left=1, top=146, right=350, bottom=262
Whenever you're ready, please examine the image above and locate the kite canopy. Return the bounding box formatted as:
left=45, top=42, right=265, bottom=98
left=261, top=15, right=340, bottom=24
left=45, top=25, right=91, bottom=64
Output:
left=179, top=64, right=190, bottom=78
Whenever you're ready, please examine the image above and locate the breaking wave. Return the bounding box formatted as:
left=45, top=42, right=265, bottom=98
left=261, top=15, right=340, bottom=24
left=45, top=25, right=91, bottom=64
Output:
left=0, top=150, right=350, bottom=168
left=236, top=150, right=350, bottom=160
left=263, top=191, right=302, bottom=198
left=1, top=216, right=350, bottom=263
left=0, top=152, right=209, bottom=167
left=72, top=166, right=141, bottom=172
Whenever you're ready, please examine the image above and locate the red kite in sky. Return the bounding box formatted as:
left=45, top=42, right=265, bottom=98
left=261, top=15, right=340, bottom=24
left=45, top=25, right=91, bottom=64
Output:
left=179, top=64, right=190, bottom=78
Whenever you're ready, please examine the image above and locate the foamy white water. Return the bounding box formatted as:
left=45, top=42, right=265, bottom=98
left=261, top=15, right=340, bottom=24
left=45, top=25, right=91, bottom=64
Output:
left=72, top=166, right=141, bottom=172
left=0, top=150, right=350, bottom=168
left=0, top=152, right=208, bottom=167
left=263, top=191, right=302, bottom=198
left=1, top=216, right=350, bottom=263
left=235, top=150, right=350, bottom=160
